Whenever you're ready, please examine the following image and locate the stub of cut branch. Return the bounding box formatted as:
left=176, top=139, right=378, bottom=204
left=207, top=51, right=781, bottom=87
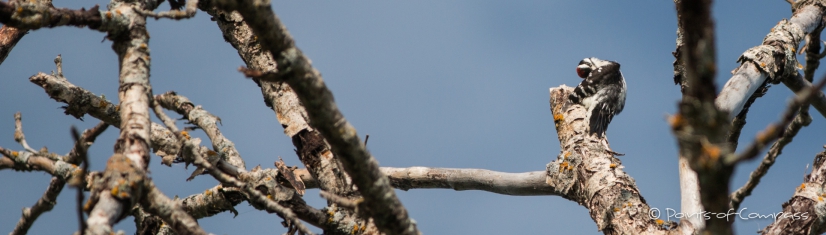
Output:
left=716, top=3, right=823, bottom=117
left=549, top=86, right=687, bottom=234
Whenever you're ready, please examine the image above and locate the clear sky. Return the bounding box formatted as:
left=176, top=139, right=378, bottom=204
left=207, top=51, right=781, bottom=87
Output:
left=1, top=0, right=824, bottom=234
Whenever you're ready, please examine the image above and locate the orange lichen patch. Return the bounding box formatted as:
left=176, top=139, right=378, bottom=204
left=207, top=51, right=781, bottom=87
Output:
left=119, top=192, right=129, bottom=198
left=111, top=187, right=119, bottom=197
left=352, top=225, right=359, bottom=234
left=756, top=126, right=778, bottom=143
left=656, top=219, right=664, bottom=225
left=16, top=7, right=22, bottom=14
left=567, top=165, right=573, bottom=171
left=800, top=183, right=806, bottom=191
left=267, top=194, right=273, bottom=200
left=114, top=105, right=120, bottom=112
left=205, top=189, right=212, bottom=196
left=792, top=47, right=796, bottom=53
left=553, top=114, right=564, bottom=122
left=563, top=151, right=571, bottom=159
left=798, top=63, right=805, bottom=69
left=613, top=207, right=620, bottom=212
left=139, top=43, right=148, bottom=50
left=207, top=150, right=217, bottom=156
left=83, top=199, right=93, bottom=212
left=11, top=151, right=18, bottom=158
left=760, top=62, right=767, bottom=67
left=105, top=11, right=112, bottom=19
left=668, top=114, right=684, bottom=129
left=559, top=162, right=569, bottom=173
left=181, top=131, right=191, bottom=140
left=610, top=163, right=617, bottom=168
left=819, top=196, right=823, bottom=202
left=115, top=9, right=122, bottom=15
left=701, top=142, right=721, bottom=161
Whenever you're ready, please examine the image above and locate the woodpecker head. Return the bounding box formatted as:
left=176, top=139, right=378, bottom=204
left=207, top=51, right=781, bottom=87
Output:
left=576, top=57, right=615, bottom=79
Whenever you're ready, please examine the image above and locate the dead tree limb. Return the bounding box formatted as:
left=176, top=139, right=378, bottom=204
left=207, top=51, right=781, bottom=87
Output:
left=206, top=1, right=421, bottom=234
left=716, top=1, right=826, bottom=118
left=759, top=147, right=826, bottom=234
left=549, top=86, right=688, bottom=234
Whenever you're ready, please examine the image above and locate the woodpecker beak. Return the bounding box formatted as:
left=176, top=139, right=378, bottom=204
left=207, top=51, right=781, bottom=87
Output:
left=576, top=63, right=591, bottom=78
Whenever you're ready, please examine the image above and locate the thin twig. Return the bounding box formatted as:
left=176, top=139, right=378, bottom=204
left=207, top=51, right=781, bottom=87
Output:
left=182, top=140, right=315, bottom=235
left=726, top=77, right=826, bottom=164
left=10, top=177, right=66, bottom=235
left=729, top=108, right=811, bottom=209
left=14, top=112, right=39, bottom=153
left=70, top=127, right=89, bottom=233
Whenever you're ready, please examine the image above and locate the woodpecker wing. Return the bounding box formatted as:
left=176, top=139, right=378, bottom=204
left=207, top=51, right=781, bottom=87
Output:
left=569, top=60, right=625, bottom=137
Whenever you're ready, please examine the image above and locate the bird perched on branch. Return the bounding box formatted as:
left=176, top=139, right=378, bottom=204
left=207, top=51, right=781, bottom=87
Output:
left=569, top=57, right=627, bottom=138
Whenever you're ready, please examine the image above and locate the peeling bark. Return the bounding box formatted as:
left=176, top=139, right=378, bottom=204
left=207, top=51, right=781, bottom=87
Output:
left=549, top=86, right=686, bottom=235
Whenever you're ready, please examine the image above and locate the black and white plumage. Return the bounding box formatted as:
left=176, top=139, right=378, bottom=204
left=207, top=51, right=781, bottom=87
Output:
left=569, top=57, right=626, bottom=138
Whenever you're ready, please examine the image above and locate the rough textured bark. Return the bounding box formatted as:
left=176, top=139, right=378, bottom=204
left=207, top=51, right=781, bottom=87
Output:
left=716, top=2, right=824, bottom=117
left=675, top=0, right=735, bottom=234
left=196, top=2, right=369, bottom=233
left=730, top=108, right=811, bottom=210
left=207, top=1, right=420, bottom=234
left=759, top=148, right=826, bottom=235
left=0, top=1, right=102, bottom=30
left=83, top=1, right=205, bottom=234
left=156, top=91, right=246, bottom=174
left=672, top=1, right=704, bottom=230
left=0, top=25, right=26, bottom=66
left=549, top=86, right=690, bottom=235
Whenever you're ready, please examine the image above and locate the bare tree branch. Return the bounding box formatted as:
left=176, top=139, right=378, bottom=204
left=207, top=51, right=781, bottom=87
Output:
left=139, top=180, right=207, bottom=235
left=206, top=1, right=421, bottom=234
left=196, top=2, right=371, bottom=233
left=672, top=1, right=704, bottom=230
left=759, top=147, right=826, bottom=234
left=549, top=86, right=688, bottom=234
left=179, top=137, right=315, bottom=235
left=0, top=1, right=102, bottom=30
left=14, top=112, right=40, bottom=153
left=783, top=70, right=826, bottom=118
left=10, top=177, right=65, bottom=235
left=84, top=1, right=206, bottom=234
left=155, top=91, right=246, bottom=175
left=715, top=2, right=823, bottom=117
left=383, top=167, right=555, bottom=196
left=730, top=107, right=812, bottom=210
left=675, top=0, right=735, bottom=233
left=726, top=77, right=826, bottom=164
left=0, top=25, right=26, bottom=66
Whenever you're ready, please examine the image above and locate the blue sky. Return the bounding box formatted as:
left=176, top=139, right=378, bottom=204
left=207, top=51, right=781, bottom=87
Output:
left=1, top=1, right=824, bottom=234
